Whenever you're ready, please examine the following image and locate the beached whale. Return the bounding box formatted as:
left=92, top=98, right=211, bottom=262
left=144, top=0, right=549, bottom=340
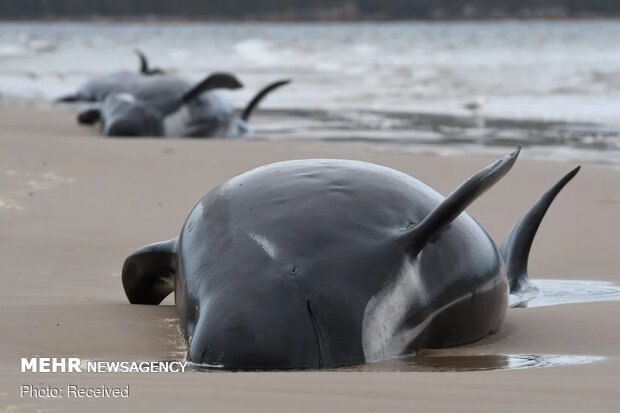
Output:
left=77, top=73, right=244, bottom=136
left=79, top=79, right=290, bottom=138
left=56, top=49, right=165, bottom=103
left=121, top=149, right=579, bottom=369
left=177, top=80, right=290, bottom=138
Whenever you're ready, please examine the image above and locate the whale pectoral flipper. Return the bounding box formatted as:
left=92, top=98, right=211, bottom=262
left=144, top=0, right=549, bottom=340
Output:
left=405, top=146, right=521, bottom=256
left=122, top=237, right=178, bottom=305
left=77, top=108, right=101, bottom=125
left=501, top=166, right=580, bottom=293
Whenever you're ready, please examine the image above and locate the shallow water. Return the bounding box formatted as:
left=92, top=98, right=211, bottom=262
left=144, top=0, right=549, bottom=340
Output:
left=3, top=20, right=620, bottom=122
left=340, top=354, right=603, bottom=372
left=1, top=21, right=620, bottom=163
left=524, top=279, right=620, bottom=308
left=256, top=108, right=620, bottom=165
left=184, top=354, right=603, bottom=373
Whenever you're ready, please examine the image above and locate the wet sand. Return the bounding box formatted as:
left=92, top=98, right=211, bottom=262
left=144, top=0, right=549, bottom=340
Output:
left=1, top=104, right=619, bottom=412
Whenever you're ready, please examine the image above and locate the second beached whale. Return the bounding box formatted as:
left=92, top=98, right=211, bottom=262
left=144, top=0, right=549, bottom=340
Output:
left=121, top=148, right=579, bottom=369
left=79, top=78, right=290, bottom=138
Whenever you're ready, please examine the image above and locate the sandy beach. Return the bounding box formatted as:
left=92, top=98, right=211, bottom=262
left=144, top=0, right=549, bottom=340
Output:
left=1, top=103, right=619, bottom=412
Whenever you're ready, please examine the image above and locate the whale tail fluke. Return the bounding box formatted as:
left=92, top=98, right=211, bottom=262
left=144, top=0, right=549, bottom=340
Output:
left=404, top=147, right=521, bottom=256
left=500, top=166, right=580, bottom=294
left=241, top=79, right=291, bottom=122
left=122, top=238, right=178, bottom=305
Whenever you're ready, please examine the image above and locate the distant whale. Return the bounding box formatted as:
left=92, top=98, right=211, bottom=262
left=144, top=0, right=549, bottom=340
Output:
left=56, top=49, right=165, bottom=103
left=79, top=79, right=290, bottom=138
left=121, top=149, right=580, bottom=369
left=77, top=73, right=243, bottom=136
left=174, top=80, right=291, bottom=138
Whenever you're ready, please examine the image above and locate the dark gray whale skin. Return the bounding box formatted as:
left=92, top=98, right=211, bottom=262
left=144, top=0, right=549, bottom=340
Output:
left=59, top=71, right=146, bottom=103
left=121, top=150, right=579, bottom=369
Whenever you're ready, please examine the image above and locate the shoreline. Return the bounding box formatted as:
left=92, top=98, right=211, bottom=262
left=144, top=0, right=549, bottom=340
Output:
left=4, top=98, right=618, bottom=167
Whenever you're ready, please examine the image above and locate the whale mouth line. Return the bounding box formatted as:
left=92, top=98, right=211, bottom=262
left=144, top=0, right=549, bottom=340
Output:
left=306, top=299, right=325, bottom=369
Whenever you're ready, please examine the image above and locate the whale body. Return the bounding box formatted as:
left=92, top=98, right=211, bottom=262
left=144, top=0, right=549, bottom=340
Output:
left=121, top=150, right=579, bottom=369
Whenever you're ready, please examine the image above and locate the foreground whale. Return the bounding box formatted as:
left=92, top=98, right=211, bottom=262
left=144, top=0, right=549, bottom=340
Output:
left=56, top=49, right=165, bottom=103
left=121, top=149, right=579, bottom=369
left=80, top=79, right=290, bottom=138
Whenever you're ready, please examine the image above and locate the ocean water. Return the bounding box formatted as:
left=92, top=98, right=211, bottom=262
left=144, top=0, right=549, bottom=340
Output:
left=1, top=20, right=619, bottom=162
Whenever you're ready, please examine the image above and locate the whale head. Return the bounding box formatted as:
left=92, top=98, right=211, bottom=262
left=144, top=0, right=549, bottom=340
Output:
left=102, top=93, right=164, bottom=137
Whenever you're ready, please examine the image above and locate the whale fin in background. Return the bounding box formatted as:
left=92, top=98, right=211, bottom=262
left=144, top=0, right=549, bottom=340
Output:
left=134, top=48, right=165, bottom=76
left=135, top=49, right=149, bottom=74
left=404, top=146, right=521, bottom=257
left=501, top=166, right=580, bottom=294
left=151, top=72, right=243, bottom=116
left=241, top=79, right=291, bottom=122
left=122, top=237, right=178, bottom=305
left=180, top=72, right=243, bottom=104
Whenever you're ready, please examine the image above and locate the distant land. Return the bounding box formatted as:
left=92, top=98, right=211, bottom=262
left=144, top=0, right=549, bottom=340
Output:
left=2, top=1, right=620, bottom=21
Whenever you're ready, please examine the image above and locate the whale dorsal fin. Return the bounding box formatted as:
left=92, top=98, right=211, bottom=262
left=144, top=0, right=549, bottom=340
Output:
left=134, top=48, right=165, bottom=76
left=241, top=79, right=291, bottom=121
left=135, top=49, right=149, bottom=74
left=181, top=73, right=243, bottom=104
left=501, top=166, right=580, bottom=293
left=404, top=147, right=521, bottom=256
left=122, top=237, right=178, bottom=305
left=152, top=73, right=243, bottom=116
